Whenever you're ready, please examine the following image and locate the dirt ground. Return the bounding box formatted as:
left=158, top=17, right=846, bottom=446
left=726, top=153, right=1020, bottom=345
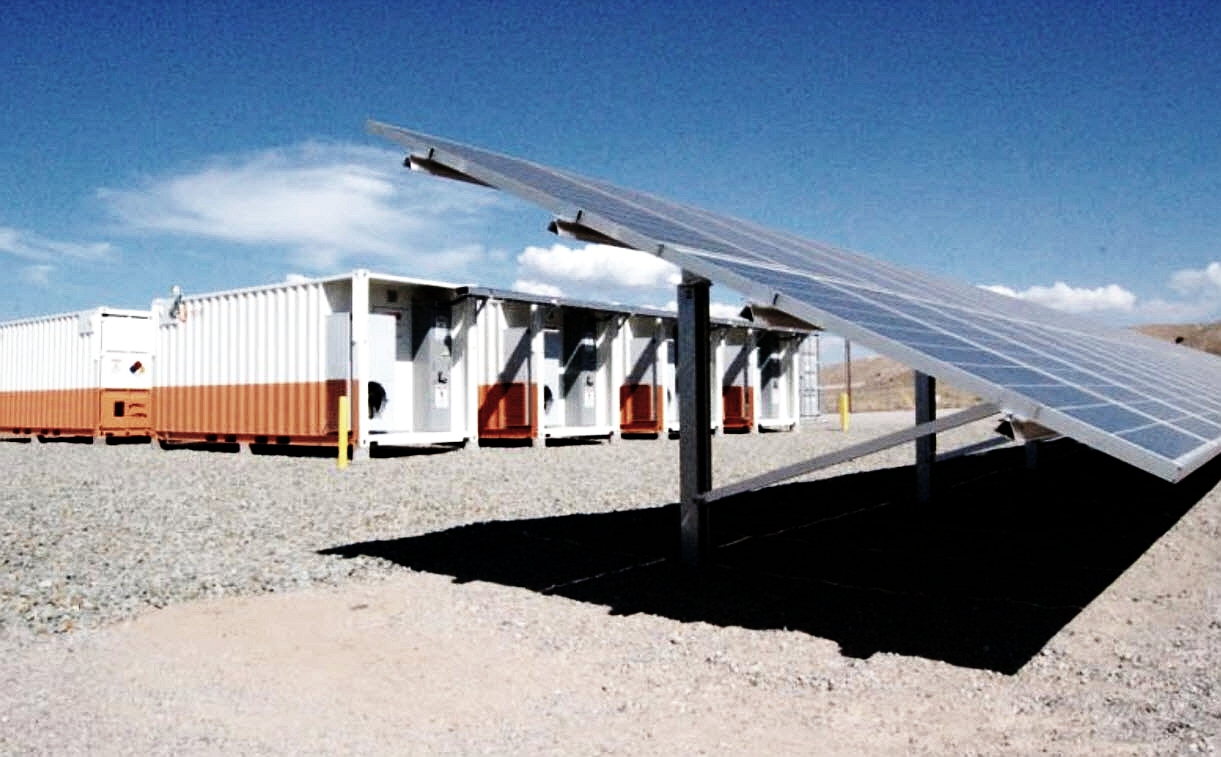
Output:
left=1, top=439, right=1219, bottom=754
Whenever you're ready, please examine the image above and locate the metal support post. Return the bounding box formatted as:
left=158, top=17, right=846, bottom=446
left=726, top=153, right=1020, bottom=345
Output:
left=678, top=274, right=712, bottom=565
left=844, top=339, right=853, bottom=413
left=1025, top=440, right=1040, bottom=470
left=915, top=371, right=936, bottom=503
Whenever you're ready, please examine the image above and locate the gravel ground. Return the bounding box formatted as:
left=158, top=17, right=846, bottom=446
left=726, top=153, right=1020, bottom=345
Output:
left=0, top=413, right=1218, bottom=754
left=0, top=412, right=986, bottom=640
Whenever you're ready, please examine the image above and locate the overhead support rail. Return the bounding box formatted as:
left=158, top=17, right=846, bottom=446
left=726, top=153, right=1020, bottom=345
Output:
left=405, top=152, right=491, bottom=187
left=549, top=215, right=632, bottom=249
left=697, top=402, right=1000, bottom=506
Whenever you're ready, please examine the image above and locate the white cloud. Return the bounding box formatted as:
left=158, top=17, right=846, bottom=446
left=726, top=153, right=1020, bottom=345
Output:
left=0, top=226, right=114, bottom=262
left=979, top=281, right=1136, bottom=314
left=511, top=279, right=565, bottom=297
left=1169, top=261, right=1221, bottom=297
left=517, top=243, right=681, bottom=290
left=97, top=142, right=508, bottom=274
left=710, top=301, right=747, bottom=320
left=981, top=261, right=1221, bottom=324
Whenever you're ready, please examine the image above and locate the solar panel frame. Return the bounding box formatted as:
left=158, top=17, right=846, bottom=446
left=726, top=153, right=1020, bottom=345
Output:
left=368, top=120, right=1221, bottom=482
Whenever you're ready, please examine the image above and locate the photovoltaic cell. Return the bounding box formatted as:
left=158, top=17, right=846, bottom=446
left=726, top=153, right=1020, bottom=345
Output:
left=368, top=120, right=1221, bottom=482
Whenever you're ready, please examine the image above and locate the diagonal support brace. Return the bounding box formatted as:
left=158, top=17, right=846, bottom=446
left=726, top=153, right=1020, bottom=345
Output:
left=699, top=402, right=999, bottom=505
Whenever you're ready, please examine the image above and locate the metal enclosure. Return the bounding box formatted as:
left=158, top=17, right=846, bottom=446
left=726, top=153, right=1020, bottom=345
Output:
left=619, top=315, right=665, bottom=435
left=755, top=332, right=804, bottom=430
left=720, top=326, right=755, bottom=432
left=473, top=299, right=538, bottom=441
left=538, top=306, right=613, bottom=439
left=152, top=270, right=471, bottom=450
left=0, top=308, right=154, bottom=439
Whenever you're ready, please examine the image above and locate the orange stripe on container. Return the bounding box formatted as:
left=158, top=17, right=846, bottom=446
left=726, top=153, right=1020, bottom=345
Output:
left=153, top=380, right=350, bottom=445
left=0, top=388, right=100, bottom=437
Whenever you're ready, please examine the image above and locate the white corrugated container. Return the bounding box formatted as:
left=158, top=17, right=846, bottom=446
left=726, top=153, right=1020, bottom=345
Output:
left=465, top=291, right=617, bottom=443
left=0, top=308, right=154, bottom=438
left=151, top=270, right=473, bottom=449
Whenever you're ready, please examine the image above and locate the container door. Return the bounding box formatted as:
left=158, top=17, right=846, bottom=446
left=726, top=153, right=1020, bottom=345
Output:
left=365, top=313, right=398, bottom=433
left=98, top=350, right=153, bottom=434
left=758, top=333, right=782, bottom=419
left=500, top=325, right=532, bottom=428
left=563, top=311, right=598, bottom=428
left=412, top=303, right=452, bottom=432
left=543, top=329, right=563, bottom=426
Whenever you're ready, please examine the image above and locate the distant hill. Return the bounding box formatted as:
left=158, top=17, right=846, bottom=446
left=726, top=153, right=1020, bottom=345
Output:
left=1136, top=321, right=1221, bottom=357
left=819, top=320, right=1221, bottom=413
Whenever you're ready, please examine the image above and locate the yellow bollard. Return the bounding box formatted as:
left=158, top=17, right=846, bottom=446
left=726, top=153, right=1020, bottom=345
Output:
left=838, top=391, right=850, bottom=432
left=337, top=395, right=350, bottom=470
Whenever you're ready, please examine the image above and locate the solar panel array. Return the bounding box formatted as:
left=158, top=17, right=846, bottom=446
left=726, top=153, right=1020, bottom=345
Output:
left=369, top=120, right=1221, bottom=482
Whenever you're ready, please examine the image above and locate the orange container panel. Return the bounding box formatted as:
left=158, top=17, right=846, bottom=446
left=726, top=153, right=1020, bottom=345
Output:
left=722, top=385, right=754, bottom=432
left=99, top=389, right=152, bottom=436
left=619, top=384, right=664, bottom=434
left=0, top=388, right=98, bottom=437
left=153, top=379, right=349, bottom=445
left=478, top=383, right=537, bottom=439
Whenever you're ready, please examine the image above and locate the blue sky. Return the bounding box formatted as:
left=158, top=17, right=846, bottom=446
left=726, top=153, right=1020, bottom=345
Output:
left=2, top=0, right=1219, bottom=329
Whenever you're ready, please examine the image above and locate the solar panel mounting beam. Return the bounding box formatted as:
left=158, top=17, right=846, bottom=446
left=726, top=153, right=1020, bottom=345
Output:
left=678, top=272, right=713, bottom=566
left=548, top=215, right=632, bottom=249
left=698, top=401, right=999, bottom=505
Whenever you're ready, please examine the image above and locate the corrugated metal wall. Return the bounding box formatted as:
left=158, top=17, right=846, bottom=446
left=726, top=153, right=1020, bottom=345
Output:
left=152, top=280, right=346, bottom=442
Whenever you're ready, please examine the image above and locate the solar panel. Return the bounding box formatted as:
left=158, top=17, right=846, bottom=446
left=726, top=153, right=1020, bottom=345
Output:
left=368, top=120, right=1221, bottom=482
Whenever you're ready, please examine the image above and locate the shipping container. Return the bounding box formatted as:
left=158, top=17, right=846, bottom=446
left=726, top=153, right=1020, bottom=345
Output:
left=0, top=308, right=154, bottom=439
left=150, top=271, right=474, bottom=450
